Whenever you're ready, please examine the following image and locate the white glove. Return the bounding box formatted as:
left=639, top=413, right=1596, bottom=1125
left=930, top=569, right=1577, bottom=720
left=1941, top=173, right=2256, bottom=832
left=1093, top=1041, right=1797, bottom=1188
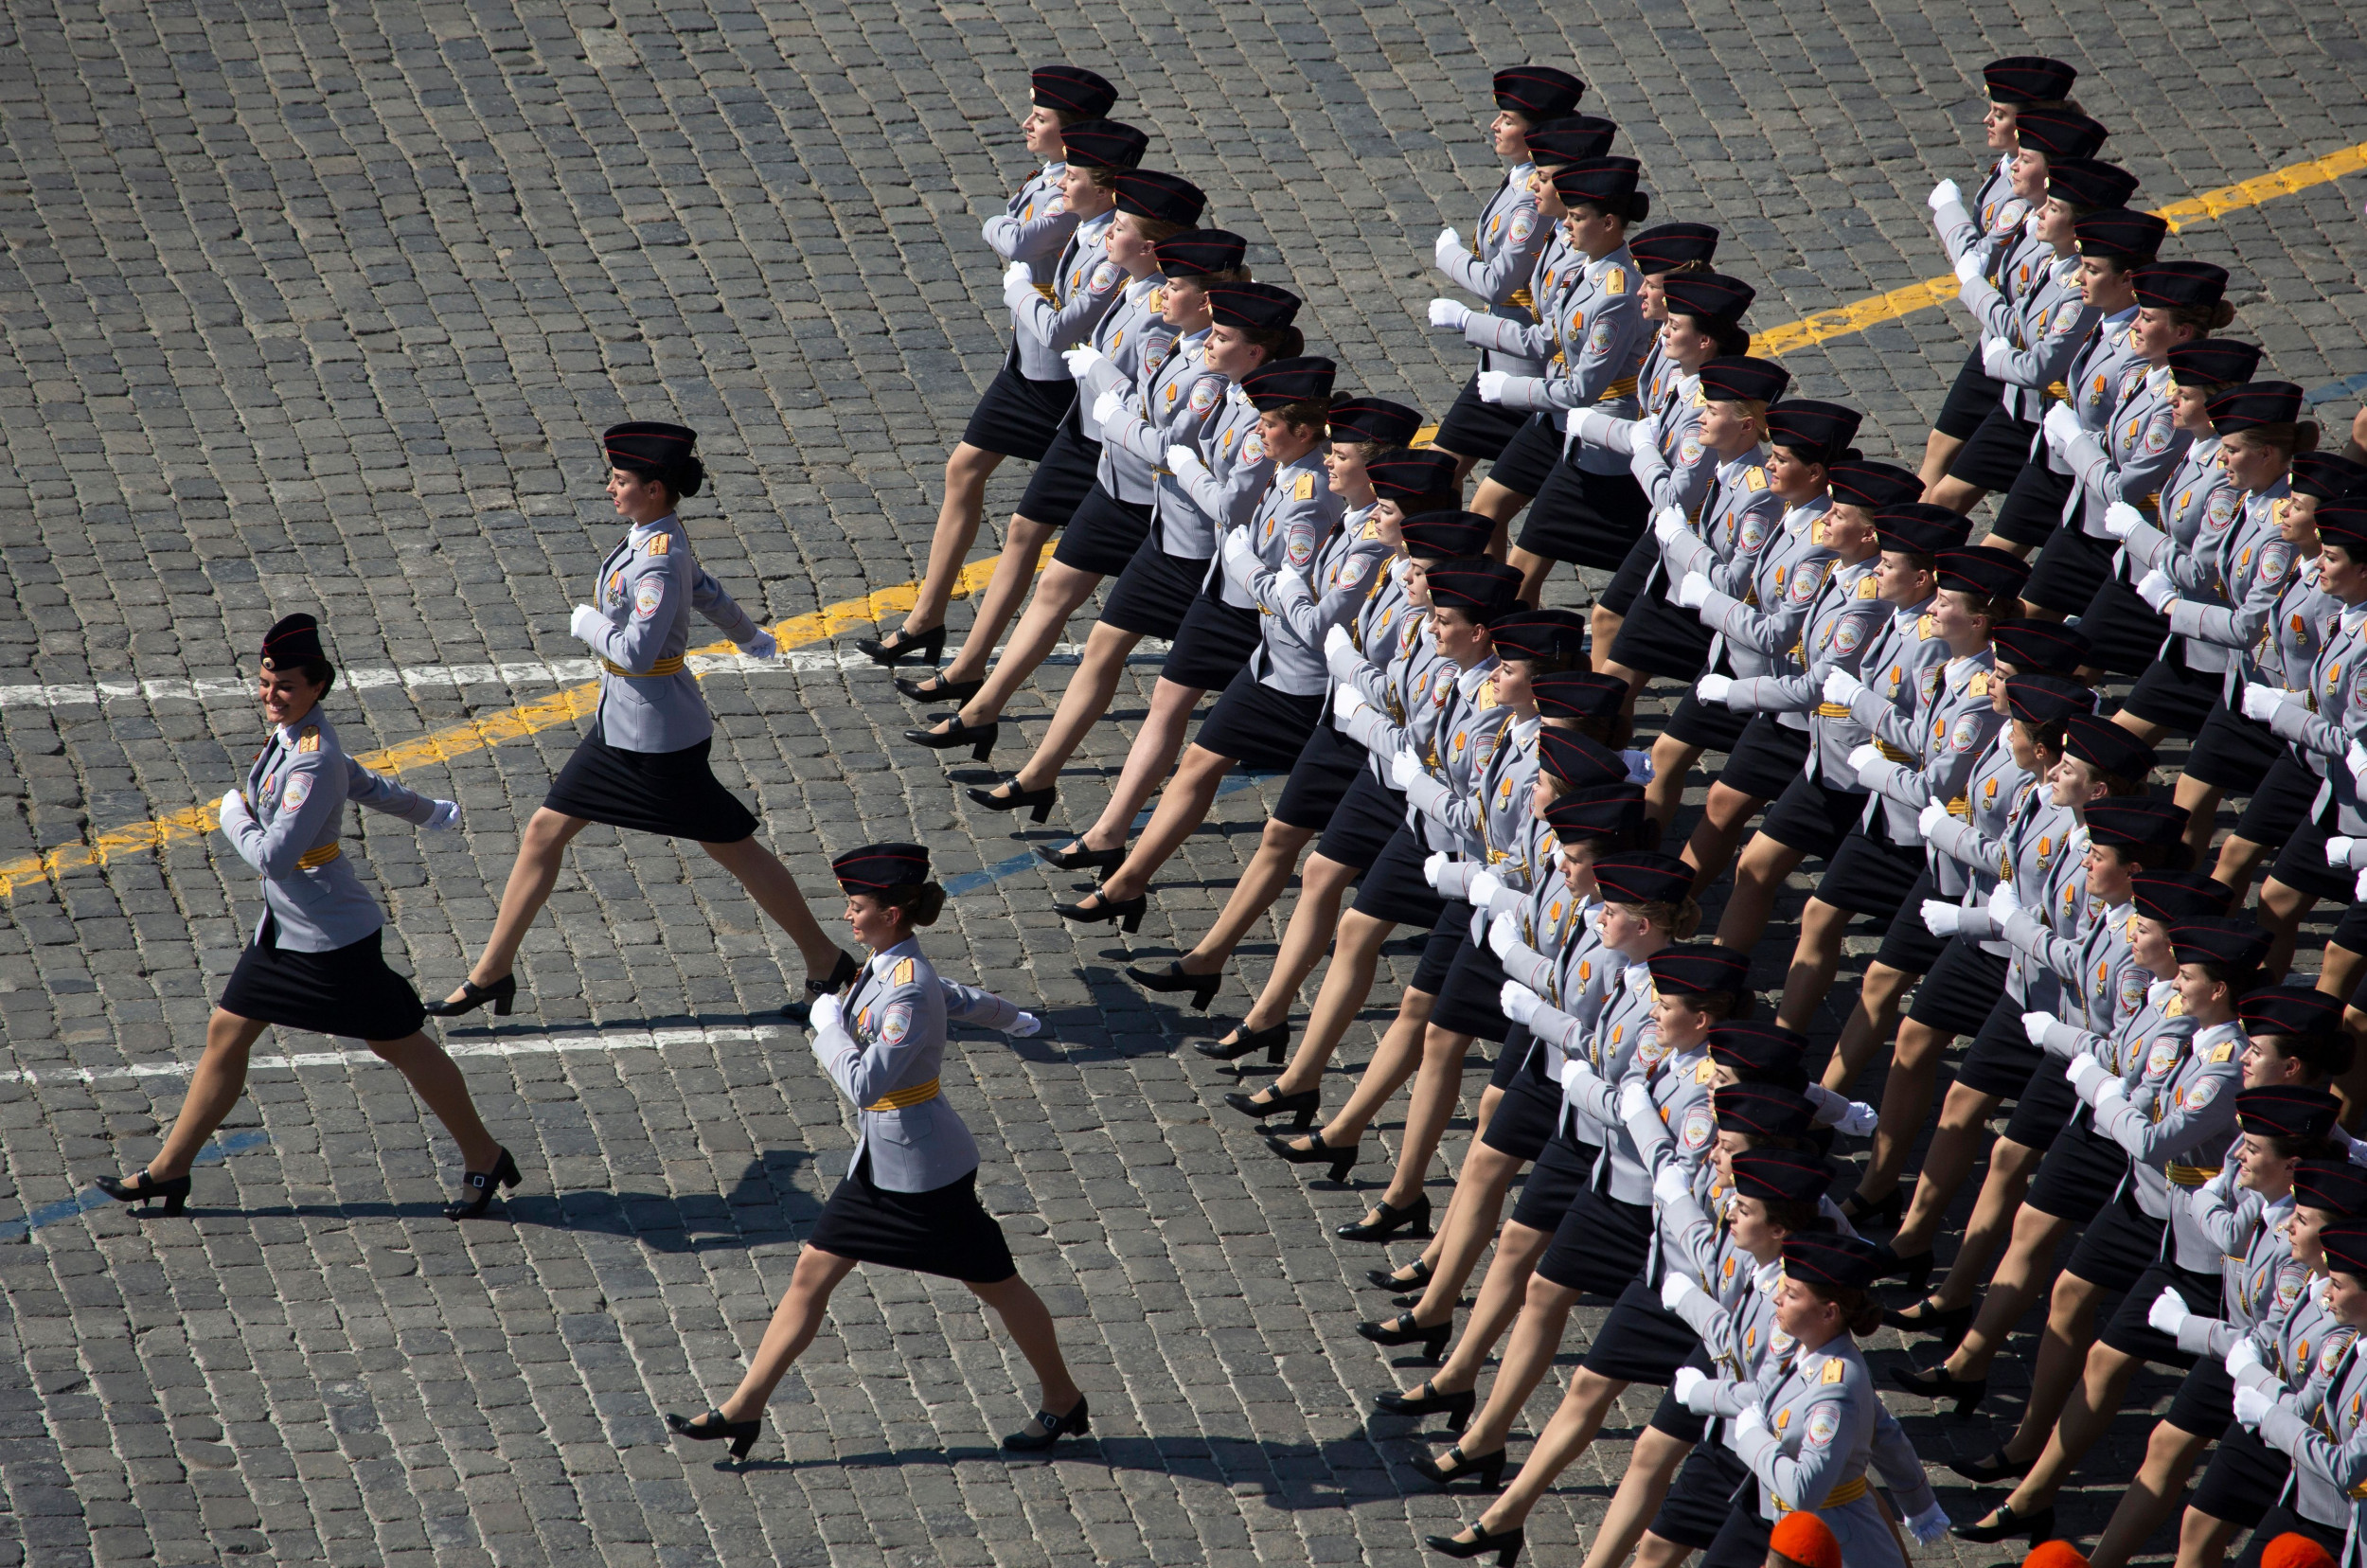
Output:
left=1652, top=506, right=1686, bottom=545
left=2145, top=1291, right=2190, bottom=1342
left=2358, top=867, right=2367, bottom=901
left=1987, top=879, right=2020, bottom=923
left=1475, top=370, right=1511, bottom=403
left=1488, top=911, right=1521, bottom=959
left=1468, top=868, right=1504, bottom=909
left=2022, top=1011, right=2055, bottom=1045
left=1697, top=673, right=1735, bottom=706
left=1905, top=1503, right=1952, bottom=1547
left=2348, top=739, right=2367, bottom=792
left=2066, top=1056, right=2107, bottom=1098
left=2042, top=401, right=2083, bottom=453
left=1392, top=749, right=1423, bottom=789
left=2329, top=836, right=2358, bottom=868
left=1846, top=742, right=1880, bottom=774
left=1731, top=1404, right=1767, bottom=1441
left=1332, top=681, right=1368, bottom=722
left=1422, top=850, right=1449, bottom=888
left=1166, top=443, right=1207, bottom=480
left=1927, top=179, right=1960, bottom=212
left=427, top=799, right=460, bottom=830
left=2240, top=683, right=2285, bottom=722
left=1220, top=527, right=1258, bottom=581
left=1981, top=337, right=2011, bottom=379
left=1921, top=899, right=1965, bottom=937
left=1676, top=572, right=1712, bottom=610
left=1917, top=800, right=1949, bottom=838
left=1560, top=1059, right=1601, bottom=1097
left=1954, top=251, right=1983, bottom=285
left=1501, top=982, right=1542, bottom=1025
left=1433, top=228, right=1463, bottom=268
left=809, top=991, right=843, bottom=1036
left=1821, top=668, right=1864, bottom=706
left=2233, top=1385, right=2272, bottom=1430
left=218, top=790, right=250, bottom=829
left=1427, top=297, right=1472, bottom=331
left=2135, top=568, right=2177, bottom=612
left=1090, top=385, right=1124, bottom=427
left=1654, top=1166, right=1692, bottom=1206
left=2104, top=502, right=2145, bottom=540
left=1837, top=1100, right=1878, bottom=1137
left=1002, top=260, right=1031, bottom=288
left=1008, top=1011, right=1042, bottom=1038
left=737, top=629, right=779, bottom=660
left=569, top=603, right=606, bottom=646
left=2096, top=1076, right=2126, bottom=1106
left=1062, top=344, right=1107, bottom=379
left=1619, top=1079, right=1652, bottom=1123
left=2227, top=1337, right=2264, bottom=1377
left=1323, top=623, right=1356, bottom=667
left=1671, top=1364, right=1709, bottom=1407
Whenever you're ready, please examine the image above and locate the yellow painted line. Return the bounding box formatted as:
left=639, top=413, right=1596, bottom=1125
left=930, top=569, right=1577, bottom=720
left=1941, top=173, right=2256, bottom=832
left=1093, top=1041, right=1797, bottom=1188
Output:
left=9, top=137, right=2365, bottom=901
left=0, top=557, right=1005, bottom=900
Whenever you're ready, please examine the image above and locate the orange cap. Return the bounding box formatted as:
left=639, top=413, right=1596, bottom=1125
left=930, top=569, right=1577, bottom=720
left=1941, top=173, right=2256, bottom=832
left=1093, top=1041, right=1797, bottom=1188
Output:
left=1768, top=1512, right=1842, bottom=1568
left=2261, top=1534, right=2338, bottom=1568
left=2020, top=1544, right=2091, bottom=1568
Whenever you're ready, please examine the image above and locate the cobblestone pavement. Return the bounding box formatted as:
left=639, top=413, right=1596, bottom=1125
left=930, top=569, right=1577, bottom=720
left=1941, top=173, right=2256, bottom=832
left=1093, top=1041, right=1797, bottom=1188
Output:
left=3, top=1, right=2365, bottom=1565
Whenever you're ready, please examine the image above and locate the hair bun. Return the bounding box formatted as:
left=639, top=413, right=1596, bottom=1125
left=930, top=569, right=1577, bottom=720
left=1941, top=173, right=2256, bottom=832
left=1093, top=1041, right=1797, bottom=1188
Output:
left=669, top=454, right=706, bottom=499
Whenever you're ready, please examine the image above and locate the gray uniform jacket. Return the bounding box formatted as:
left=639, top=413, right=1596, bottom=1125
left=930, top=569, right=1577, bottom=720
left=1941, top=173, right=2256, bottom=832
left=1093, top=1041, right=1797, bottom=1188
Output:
left=1722, top=1338, right=1936, bottom=1563
left=1334, top=608, right=1455, bottom=790
left=2182, top=1175, right=2298, bottom=1350
left=1439, top=163, right=1554, bottom=377
left=981, top=161, right=1078, bottom=353
left=2002, top=891, right=2137, bottom=1036
left=1923, top=731, right=2038, bottom=916
left=1167, top=386, right=1272, bottom=561
left=1689, top=499, right=1839, bottom=712
left=1961, top=249, right=2093, bottom=423
left=810, top=940, right=982, bottom=1193
left=2230, top=1267, right=2354, bottom=1418
left=1617, top=374, right=1719, bottom=520
left=1854, top=652, right=2006, bottom=867
left=1654, top=448, right=1788, bottom=608
left=1724, top=556, right=1890, bottom=787
left=1525, top=953, right=1656, bottom=1151
left=2090, top=1002, right=2237, bottom=1269
left=1604, top=1043, right=1720, bottom=1237
left=2250, top=554, right=2342, bottom=694
left=2131, top=443, right=2241, bottom=595
left=579, top=514, right=764, bottom=755
left=1103, top=330, right=1229, bottom=557
left=1242, top=495, right=1381, bottom=696
left=2164, top=485, right=2298, bottom=681
left=1000, top=208, right=1127, bottom=380
left=2061, top=360, right=2190, bottom=535
left=2248, top=1289, right=2367, bottom=1534
left=1399, top=661, right=1511, bottom=857
left=1492, top=874, right=1596, bottom=1003
left=2265, top=602, right=2367, bottom=834
left=1213, top=446, right=1341, bottom=611
left=1931, top=153, right=2028, bottom=273
left=2044, top=307, right=2143, bottom=480
left=226, top=711, right=438, bottom=953
left=1437, top=714, right=1548, bottom=897
left=1470, top=247, right=1649, bottom=467
left=1076, top=276, right=1180, bottom=505
left=1835, top=597, right=1954, bottom=820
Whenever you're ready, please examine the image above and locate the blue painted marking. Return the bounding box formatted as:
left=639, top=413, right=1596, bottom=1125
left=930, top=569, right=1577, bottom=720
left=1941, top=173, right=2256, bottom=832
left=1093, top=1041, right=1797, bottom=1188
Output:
left=2305, top=372, right=2367, bottom=407
left=940, top=771, right=1268, bottom=898
left=0, top=1129, right=272, bottom=1240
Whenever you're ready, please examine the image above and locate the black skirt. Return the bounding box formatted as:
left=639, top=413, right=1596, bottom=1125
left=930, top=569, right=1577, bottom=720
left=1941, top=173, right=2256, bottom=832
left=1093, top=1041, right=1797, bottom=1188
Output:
left=1872, top=867, right=1949, bottom=973
left=1814, top=826, right=1922, bottom=918
left=1599, top=531, right=1660, bottom=616
left=2234, top=748, right=2322, bottom=846
left=2076, top=574, right=2171, bottom=677
left=1431, top=928, right=1511, bottom=1042
left=1411, top=906, right=1467, bottom=993
left=1352, top=824, right=1449, bottom=927
left=2001, top=1055, right=2083, bottom=1146
left=1580, top=1279, right=1702, bottom=1382
left=2098, top=1257, right=2218, bottom=1368
left=1610, top=581, right=1717, bottom=680
left=1537, top=1185, right=1655, bottom=1296
left=807, top=1151, right=1017, bottom=1284
left=1647, top=1360, right=1714, bottom=1443
left=1759, top=773, right=1867, bottom=861
left=2121, top=650, right=2222, bottom=736
left=2022, top=1118, right=2131, bottom=1221
left=2335, top=902, right=2367, bottom=964
left=1934, top=351, right=2005, bottom=440
left=1100, top=539, right=1209, bottom=638
left=1273, top=720, right=1367, bottom=830
left=1953, top=994, right=2047, bottom=1096
left=1663, top=690, right=1751, bottom=753
left=1195, top=671, right=1326, bottom=772
left=1015, top=418, right=1102, bottom=527
left=1433, top=372, right=1530, bottom=464
left=545, top=723, right=760, bottom=843
left=1159, top=593, right=1262, bottom=689
left=219, top=918, right=427, bottom=1042
left=2023, top=522, right=2119, bottom=615
left=1482, top=1068, right=1564, bottom=1164
left=1699, top=1487, right=1774, bottom=1568
left=1993, top=458, right=2076, bottom=550
left=1509, top=1130, right=1597, bottom=1233
left=2233, top=1503, right=2346, bottom=1565
left=960, top=353, right=1076, bottom=462
left=2065, top=1191, right=2172, bottom=1292
left=2185, top=702, right=2286, bottom=792
left=1907, top=940, right=2011, bottom=1036
left=2270, top=807, right=2356, bottom=903
left=1948, top=406, right=2039, bottom=493
left=1652, top=1442, right=1753, bottom=1548
left=2166, top=1356, right=2240, bottom=1444
left=1717, top=716, right=1809, bottom=800
left=1316, top=770, right=1408, bottom=872
left=1488, top=413, right=1567, bottom=497
left=2188, top=1422, right=2284, bottom=1524
left=1519, top=459, right=1650, bottom=570
left=1051, top=487, right=1153, bottom=575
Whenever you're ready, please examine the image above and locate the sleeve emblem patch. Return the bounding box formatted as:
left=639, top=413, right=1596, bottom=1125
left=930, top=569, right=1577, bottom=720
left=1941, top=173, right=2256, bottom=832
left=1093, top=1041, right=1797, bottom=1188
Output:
left=1092, top=260, right=1120, bottom=291
left=282, top=773, right=311, bottom=811
left=1510, top=211, right=1536, bottom=244
left=1188, top=380, right=1219, bottom=415
left=879, top=1002, right=912, bottom=1046
left=633, top=576, right=667, bottom=620
left=1806, top=1404, right=1841, bottom=1446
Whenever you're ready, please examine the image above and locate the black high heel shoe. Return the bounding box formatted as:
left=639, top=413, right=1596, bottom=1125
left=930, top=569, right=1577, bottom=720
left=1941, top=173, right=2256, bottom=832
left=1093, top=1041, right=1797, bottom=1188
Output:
left=1056, top=889, right=1146, bottom=935
left=906, top=713, right=999, bottom=762
left=1869, top=1241, right=1934, bottom=1294
left=1129, top=961, right=1222, bottom=1010
left=1842, top=1185, right=1904, bottom=1232
left=967, top=778, right=1056, bottom=824
left=781, top=949, right=862, bottom=1024
left=1949, top=1447, right=2036, bottom=1487
left=1339, top=1193, right=1432, bottom=1244
left=667, top=1408, right=761, bottom=1462
left=1268, top=1131, right=1357, bottom=1184
left=856, top=623, right=944, bottom=668
left=896, top=671, right=982, bottom=703
left=95, top=1169, right=191, bottom=1217
left=1002, top=1394, right=1090, bottom=1452
left=1413, top=1444, right=1507, bottom=1490
left=423, top=973, right=517, bottom=1018
left=1950, top=1500, right=2055, bottom=1546
left=1037, top=839, right=1125, bottom=874
left=1358, top=1311, right=1452, bottom=1363
left=1369, top=1257, right=1434, bottom=1292
left=443, top=1148, right=523, bottom=1221
left=1886, top=1361, right=1989, bottom=1419
left=1424, top=1523, right=1524, bottom=1566
left=1881, top=1296, right=1976, bottom=1347
left=1375, top=1380, right=1476, bottom=1433
left=1195, top=1021, right=1289, bottom=1063
left=1222, top=1084, right=1319, bottom=1128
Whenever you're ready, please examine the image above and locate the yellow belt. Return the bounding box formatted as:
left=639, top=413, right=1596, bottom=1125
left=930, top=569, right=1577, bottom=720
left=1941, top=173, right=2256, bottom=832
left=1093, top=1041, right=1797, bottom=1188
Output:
left=295, top=843, right=342, bottom=870
left=1778, top=1473, right=1870, bottom=1513
left=1947, top=796, right=1970, bottom=819
left=1813, top=703, right=1852, bottom=719
left=601, top=654, right=686, bottom=678
left=864, top=1078, right=941, bottom=1113
left=1604, top=377, right=1638, bottom=400
left=2168, top=1162, right=2223, bottom=1187
left=1508, top=287, right=1536, bottom=311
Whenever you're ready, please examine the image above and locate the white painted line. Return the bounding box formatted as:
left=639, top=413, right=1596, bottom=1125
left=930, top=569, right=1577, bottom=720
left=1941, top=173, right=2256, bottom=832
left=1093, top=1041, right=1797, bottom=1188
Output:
left=0, top=1023, right=794, bottom=1086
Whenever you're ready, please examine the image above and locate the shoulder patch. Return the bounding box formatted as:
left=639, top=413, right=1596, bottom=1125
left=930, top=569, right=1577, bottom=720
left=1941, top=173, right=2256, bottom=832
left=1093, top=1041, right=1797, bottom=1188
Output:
left=891, top=957, right=916, bottom=987
left=2207, top=1040, right=2234, bottom=1063
left=1821, top=1359, right=1846, bottom=1385
left=1743, top=466, right=1766, bottom=491
left=643, top=532, right=670, bottom=556
left=295, top=726, right=320, bottom=754
left=1856, top=577, right=1878, bottom=599
left=1602, top=266, right=1625, bottom=295
left=1293, top=472, right=1316, bottom=502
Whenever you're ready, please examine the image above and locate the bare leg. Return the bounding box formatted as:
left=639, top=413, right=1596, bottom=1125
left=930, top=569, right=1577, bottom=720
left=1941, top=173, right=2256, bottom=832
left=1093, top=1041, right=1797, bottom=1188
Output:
left=716, top=1246, right=861, bottom=1420
left=1436, top=448, right=1480, bottom=490
left=147, top=1010, right=272, bottom=1178
left=1073, top=677, right=1205, bottom=851
left=1262, top=909, right=1395, bottom=1096
left=901, top=443, right=1004, bottom=637
left=2085, top=1420, right=2209, bottom=1568
left=1223, top=856, right=1361, bottom=1048
left=1007, top=621, right=1144, bottom=793
left=1631, top=1533, right=1699, bottom=1568
left=1645, top=734, right=1702, bottom=834
left=1366, top=1022, right=1476, bottom=1215
left=968, top=1273, right=1084, bottom=1424
left=1506, top=546, right=1553, bottom=609
left=1403, top=1141, right=1523, bottom=1316
left=2257, top=877, right=2317, bottom=980
left=1470, top=478, right=1528, bottom=526
left=1918, top=430, right=1967, bottom=491
left=1968, top=1274, right=2106, bottom=1471
left=1817, top=961, right=1910, bottom=1094
left=1589, top=604, right=1628, bottom=672
left=2113, top=709, right=2170, bottom=745
left=1922, top=1135, right=2044, bottom=1315
left=1296, top=989, right=1438, bottom=1147
left=1713, top=834, right=1804, bottom=952
left=1857, top=1019, right=1954, bottom=1203
left=2211, top=833, right=2272, bottom=900
left=703, top=835, right=844, bottom=974
left=1470, top=1369, right=1628, bottom=1528
left=2002, top=1336, right=2139, bottom=1511
left=1885, top=1081, right=2006, bottom=1261
left=1099, top=745, right=1236, bottom=901
left=452, top=807, right=590, bottom=997
left=1776, top=897, right=1852, bottom=1028
left=1426, top=1221, right=1554, bottom=1397
left=1575, top=1427, right=1695, bottom=1568
left=1925, top=474, right=1986, bottom=515
left=2170, top=772, right=2223, bottom=870
left=2171, top=1506, right=2242, bottom=1568
left=366, top=1032, right=503, bottom=1170
left=1984, top=534, right=2039, bottom=561
left=1175, top=820, right=1317, bottom=973
left=1941, top=1197, right=2071, bottom=1380
left=936, top=551, right=1091, bottom=714
left=933, top=519, right=1059, bottom=688
left=1681, top=781, right=1768, bottom=893
left=2014, top=597, right=2066, bottom=622
left=1453, top=1274, right=1586, bottom=1455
